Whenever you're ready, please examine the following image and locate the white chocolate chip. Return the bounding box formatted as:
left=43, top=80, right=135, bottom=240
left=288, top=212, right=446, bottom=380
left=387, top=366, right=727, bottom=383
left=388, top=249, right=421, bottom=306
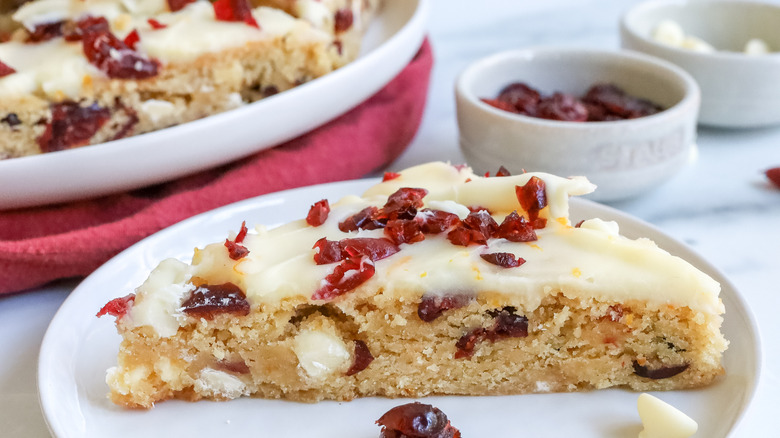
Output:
left=744, top=38, right=771, bottom=55
left=293, top=329, right=351, bottom=379
left=637, top=393, right=698, bottom=438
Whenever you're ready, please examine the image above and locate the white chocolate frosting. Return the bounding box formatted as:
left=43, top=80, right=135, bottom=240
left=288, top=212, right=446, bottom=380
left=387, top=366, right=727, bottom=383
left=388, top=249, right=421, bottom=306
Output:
left=128, top=162, right=724, bottom=337
left=0, top=0, right=330, bottom=98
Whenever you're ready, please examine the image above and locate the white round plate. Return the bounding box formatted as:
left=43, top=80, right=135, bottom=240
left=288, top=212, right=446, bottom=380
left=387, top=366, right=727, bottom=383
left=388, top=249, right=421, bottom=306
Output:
left=0, top=0, right=427, bottom=210
left=38, top=179, right=760, bottom=438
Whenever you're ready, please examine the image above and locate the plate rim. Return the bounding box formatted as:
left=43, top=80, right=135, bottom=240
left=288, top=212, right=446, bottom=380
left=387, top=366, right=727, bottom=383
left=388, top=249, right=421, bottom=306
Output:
left=37, top=177, right=762, bottom=437
left=0, top=0, right=428, bottom=209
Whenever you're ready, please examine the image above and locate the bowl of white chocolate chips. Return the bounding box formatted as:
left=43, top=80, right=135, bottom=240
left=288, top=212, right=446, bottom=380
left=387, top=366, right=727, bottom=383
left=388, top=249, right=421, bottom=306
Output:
left=621, top=0, right=780, bottom=128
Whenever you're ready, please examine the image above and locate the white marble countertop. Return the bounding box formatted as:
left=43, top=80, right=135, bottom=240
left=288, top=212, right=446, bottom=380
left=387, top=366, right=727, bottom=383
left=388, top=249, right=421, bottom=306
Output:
left=1, top=0, right=778, bottom=436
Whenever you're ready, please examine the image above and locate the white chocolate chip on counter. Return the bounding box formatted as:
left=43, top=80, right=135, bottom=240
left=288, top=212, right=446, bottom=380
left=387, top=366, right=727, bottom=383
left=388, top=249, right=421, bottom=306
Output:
left=637, top=393, right=698, bottom=438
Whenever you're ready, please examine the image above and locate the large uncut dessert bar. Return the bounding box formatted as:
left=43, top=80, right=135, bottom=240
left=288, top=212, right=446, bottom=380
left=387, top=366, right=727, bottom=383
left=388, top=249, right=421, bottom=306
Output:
left=0, top=0, right=378, bottom=158
left=98, top=162, right=728, bottom=408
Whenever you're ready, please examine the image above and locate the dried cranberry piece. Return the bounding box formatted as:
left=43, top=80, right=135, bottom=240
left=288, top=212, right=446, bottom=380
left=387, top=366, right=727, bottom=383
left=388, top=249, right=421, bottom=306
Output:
left=312, top=252, right=375, bottom=301
left=147, top=18, right=167, bottom=29
left=334, top=8, right=353, bottom=33
left=383, top=187, right=428, bottom=221
left=417, top=294, right=473, bottom=322
left=65, top=16, right=110, bottom=42
left=632, top=361, right=689, bottom=379
left=766, top=167, right=780, bottom=189
left=384, top=219, right=424, bottom=245
left=1, top=113, right=20, bottom=127
left=454, top=327, right=487, bottom=359
left=339, top=206, right=385, bottom=232
left=37, top=101, right=111, bottom=153
left=78, top=16, right=159, bottom=79
left=313, top=237, right=399, bottom=264
left=481, top=98, right=518, bottom=114
left=495, top=166, right=512, bottom=177
left=383, top=171, right=401, bottom=182
left=497, top=82, right=541, bottom=115
left=466, top=205, right=491, bottom=215
left=584, top=83, right=661, bottom=119
left=489, top=308, right=529, bottom=338
left=167, top=0, right=195, bottom=12
left=235, top=221, right=248, bottom=243
left=447, top=210, right=498, bottom=246
left=417, top=209, right=460, bottom=234
left=224, top=240, right=249, bottom=260
left=213, top=0, right=259, bottom=28
left=516, top=176, right=547, bottom=226
left=345, top=340, right=374, bottom=376
left=26, top=21, right=65, bottom=42
left=96, top=293, right=135, bottom=319
left=495, top=211, right=537, bottom=242
left=0, top=60, right=15, bottom=78
left=480, top=252, right=525, bottom=268
left=537, top=92, right=588, bottom=122
left=182, top=283, right=250, bottom=319
left=377, top=403, right=460, bottom=438
left=123, top=29, right=140, bottom=50
left=306, top=199, right=330, bottom=226
left=216, top=359, right=250, bottom=374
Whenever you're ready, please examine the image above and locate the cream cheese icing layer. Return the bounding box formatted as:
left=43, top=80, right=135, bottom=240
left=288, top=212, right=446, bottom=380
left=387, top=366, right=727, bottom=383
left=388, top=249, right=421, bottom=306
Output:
left=129, top=162, right=723, bottom=336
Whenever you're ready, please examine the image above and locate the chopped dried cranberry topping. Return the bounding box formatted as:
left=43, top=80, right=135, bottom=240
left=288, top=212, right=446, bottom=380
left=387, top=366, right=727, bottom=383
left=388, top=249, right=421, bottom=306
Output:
left=123, top=29, right=140, bottom=50
left=181, top=283, right=250, bottom=319
left=312, top=252, right=375, bottom=301
left=235, top=221, right=248, bottom=243
left=0, top=60, right=15, bottom=78
left=537, top=92, right=588, bottom=122
left=574, top=220, right=585, bottom=228
left=495, top=166, right=512, bottom=177
left=516, top=176, right=547, bottom=226
left=147, top=18, right=167, bottom=29
left=447, top=210, right=498, bottom=246
left=339, top=206, right=384, bottom=232
left=417, top=294, right=473, bottom=322
left=76, top=16, right=159, bottom=79
left=455, top=307, right=528, bottom=358
left=495, top=211, right=537, bottom=242
left=466, top=205, right=491, bottom=214
left=167, top=0, right=195, bottom=12
left=346, top=340, right=374, bottom=376
left=216, top=359, right=250, bottom=374
left=383, top=171, right=401, bottom=182
left=417, top=209, right=460, bottom=234
left=480, top=252, right=525, bottom=268
left=313, top=237, right=399, bottom=265
left=224, top=239, right=249, bottom=260
left=497, top=82, right=541, bottom=115
left=96, top=293, right=135, bottom=319
left=306, top=199, right=330, bottom=227
left=766, top=167, right=780, bottom=189
left=481, top=98, right=518, bottom=114
left=377, top=403, right=460, bottom=438
left=37, top=101, right=111, bottom=153
left=383, top=187, right=428, bottom=221
left=632, top=361, right=689, bottom=379
left=26, top=21, right=65, bottom=42
left=384, top=219, right=424, bottom=245
left=213, top=0, right=259, bottom=28
left=334, top=8, right=353, bottom=33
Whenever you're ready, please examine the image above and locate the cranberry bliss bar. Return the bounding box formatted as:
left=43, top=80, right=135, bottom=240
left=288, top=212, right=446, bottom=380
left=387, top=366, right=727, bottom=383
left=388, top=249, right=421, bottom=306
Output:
left=0, top=0, right=378, bottom=158
left=98, top=162, right=727, bottom=408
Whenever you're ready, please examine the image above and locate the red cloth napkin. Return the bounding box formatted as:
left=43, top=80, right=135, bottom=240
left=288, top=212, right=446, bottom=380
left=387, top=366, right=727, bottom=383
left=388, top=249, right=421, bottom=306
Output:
left=0, top=39, right=433, bottom=295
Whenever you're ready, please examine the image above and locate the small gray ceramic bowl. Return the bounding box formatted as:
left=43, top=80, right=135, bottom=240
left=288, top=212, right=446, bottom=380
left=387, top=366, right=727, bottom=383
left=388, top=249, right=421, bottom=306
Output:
left=621, top=0, right=780, bottom=128
left=455, top=47, right=700, bottom=202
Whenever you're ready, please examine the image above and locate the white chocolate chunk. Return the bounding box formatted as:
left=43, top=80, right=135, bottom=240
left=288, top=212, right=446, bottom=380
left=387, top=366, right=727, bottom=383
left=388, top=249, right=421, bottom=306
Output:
left=652, top=19, right=685, bottom=47
left=194, top=368, right=248, bottom=399
left=744, top=38, right=771, bottom=55
left=293, top=330, right=350, bottom=379
left=680, top=36, right=716, bottom=53
left=637, top=393, right=698, bottom=438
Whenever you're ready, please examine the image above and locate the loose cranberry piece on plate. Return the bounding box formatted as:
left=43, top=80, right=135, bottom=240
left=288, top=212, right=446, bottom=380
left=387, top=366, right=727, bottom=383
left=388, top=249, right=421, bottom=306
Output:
left=417, top=294, right=473, bottom=322
left=182, top=283, right=250, bottom=319
left=346, top=340, right=374, bottom=376
left=96, top=293, right=135, bottom=319
left=306, top=199, right=330, bottom=226
left=377, top=402, right=461, bottom=438
left=37, top=101, right=111, bottom=153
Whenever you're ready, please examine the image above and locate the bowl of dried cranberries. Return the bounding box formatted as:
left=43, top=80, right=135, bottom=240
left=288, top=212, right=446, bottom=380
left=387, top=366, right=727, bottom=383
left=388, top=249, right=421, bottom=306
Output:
left=621, top=0, right=780, bottom=128
left=455, top=47, right=700, bottom=202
